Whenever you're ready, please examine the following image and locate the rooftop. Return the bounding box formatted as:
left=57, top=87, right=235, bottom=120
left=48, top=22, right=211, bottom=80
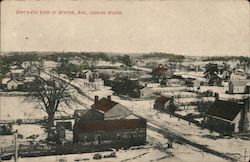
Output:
left=91, top=97, right=118, bottom=112
left=205, top=99, right=244, bottom=121
left=155, top=96, right=172, bottom=104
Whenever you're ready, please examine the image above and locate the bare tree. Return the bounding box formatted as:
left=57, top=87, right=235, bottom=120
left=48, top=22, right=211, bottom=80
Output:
left=25, top=69, right=79, bottom=141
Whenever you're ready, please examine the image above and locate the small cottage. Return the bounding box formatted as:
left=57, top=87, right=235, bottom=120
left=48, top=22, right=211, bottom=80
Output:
left=228, top=80, right=250, bottom=94
left=154, top=96, right=176, bottom=112
left=7, top=79, right=23, bottom=90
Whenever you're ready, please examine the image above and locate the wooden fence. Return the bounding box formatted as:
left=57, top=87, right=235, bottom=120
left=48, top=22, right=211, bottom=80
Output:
left=0, top=143, right=116, bottom=158
left=0, top=115, right=74, bottom=125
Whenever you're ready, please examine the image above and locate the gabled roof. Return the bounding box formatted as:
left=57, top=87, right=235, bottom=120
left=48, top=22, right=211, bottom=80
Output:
left=91, top=97, right=118, bottom=112
left=205, top=100, right=244, bottom=121
left=230, top=80, right=250, bottom=86
left=1, top=78, right=11, bottom=84
left=155, top=96, right=171, bottom=104
left=7, top=79, right=23, bottom=85
left=104, top=104, right=132, bottom=120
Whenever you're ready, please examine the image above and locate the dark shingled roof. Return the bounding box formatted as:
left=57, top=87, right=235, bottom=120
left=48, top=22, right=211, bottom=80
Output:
left=205, top=100, right=244, bottom=121
left=91, top=97, right=118, bottom=112
left=155, top=96, right=171, bottom=104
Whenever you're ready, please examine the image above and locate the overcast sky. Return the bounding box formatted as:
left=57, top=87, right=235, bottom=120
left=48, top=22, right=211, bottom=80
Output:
left=1, top=0, right=249, bottom=56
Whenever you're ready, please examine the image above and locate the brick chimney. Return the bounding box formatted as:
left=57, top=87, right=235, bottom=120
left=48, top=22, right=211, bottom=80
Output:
left=94, top=96, right=99, bottom=104
left=107, top=95, right=111, bottom=101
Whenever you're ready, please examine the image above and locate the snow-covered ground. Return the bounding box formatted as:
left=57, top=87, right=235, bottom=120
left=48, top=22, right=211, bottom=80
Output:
left=81, top=87, right=250, bottom=161
left=0, top=124, right=47, bottom=147
left=0, top=95, right=84, bottom=120
left=3, top=128, right=227, bottom=162
left=96, top=61, right=122, bottom=68
left=1, top=76, right=250, bottom=161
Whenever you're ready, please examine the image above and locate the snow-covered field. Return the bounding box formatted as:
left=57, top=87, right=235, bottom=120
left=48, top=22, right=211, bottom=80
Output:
left=0, top=124, right=47, bottom=147
left=0, top=96, right=84, bottom=120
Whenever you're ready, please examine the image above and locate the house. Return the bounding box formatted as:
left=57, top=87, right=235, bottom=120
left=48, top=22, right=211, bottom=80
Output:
left=154, top=96, right=176, bottom=112
left=161, top=79, right=185, bottom=87
left=228, top=79, right=250, bottom=94
left=7, top=79, right=23, bottom=90
left=140, top=86, right=153, bottom=98
left=1, top=77, right=34, bottom=91
left=73, top=96, right=147, bottom=147
left=82, top=70, right=94, bottom=80
left=197, top=78, right=209, bottom=86
left=10, top=68, right=24, bottom=79
left=203, top=97, right=250, bottom=135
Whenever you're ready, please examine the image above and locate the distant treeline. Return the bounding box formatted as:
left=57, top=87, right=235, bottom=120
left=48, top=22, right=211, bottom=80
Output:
left=1, top=52, right=112, bottom=62
left=140, top=52, right=185, bottom=62
left=1, top=52, right=40, bottom=64
left=202, top=56, right=250, bottom=63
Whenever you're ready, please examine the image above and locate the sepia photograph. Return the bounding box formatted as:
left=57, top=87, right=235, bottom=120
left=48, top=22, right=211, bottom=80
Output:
left=0, top=0, right=250, bottom=161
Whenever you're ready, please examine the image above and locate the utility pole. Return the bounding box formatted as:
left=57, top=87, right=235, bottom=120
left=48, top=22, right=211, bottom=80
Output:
left=0, top=147, right=2, bottom=162
left=0, top=95, right=1, bottom=120
left=14, top=131, right=18, bottom=162
left=244, top=148, right=246, bottom=161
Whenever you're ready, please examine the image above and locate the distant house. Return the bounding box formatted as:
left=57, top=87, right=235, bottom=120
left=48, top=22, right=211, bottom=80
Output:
left=140, top=86, right=153, bottom=98
left=82, top=70, right=93, bottom=80
left=163, top=79, right=185, bottom=87
left=154, top=96, right=175, bottom=112
left=73, top=96, right=147, bottom=147
left=7, top=79, right=23, bottom=90
left=1, top=77, right=34, bottom=91
left=197, top=78, right=209, bottom=86
left=10, top=69, right=24, bottom=79
left=228, top=80, right=250, bottom=94
left=204, top=97, right=250, bottom=135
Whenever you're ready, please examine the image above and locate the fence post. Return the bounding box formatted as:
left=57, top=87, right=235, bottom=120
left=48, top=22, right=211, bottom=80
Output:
left=0, top=147, right=2, bottom=162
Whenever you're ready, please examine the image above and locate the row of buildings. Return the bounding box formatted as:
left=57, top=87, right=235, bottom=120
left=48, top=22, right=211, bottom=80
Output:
left=152, top=94, right=250, bottom=136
